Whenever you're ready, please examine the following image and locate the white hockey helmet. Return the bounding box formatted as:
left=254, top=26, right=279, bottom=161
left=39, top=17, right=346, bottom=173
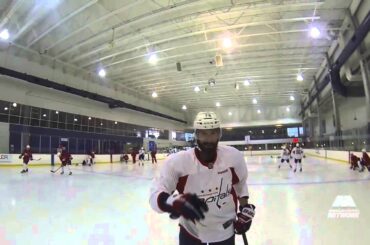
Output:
left=26, top=145, right=30, bottom=149
left=296, top=143, right=300, bottom=147
left=193, top=112, right=221, bottom=130
left=362, top=148, right=366, bottom=153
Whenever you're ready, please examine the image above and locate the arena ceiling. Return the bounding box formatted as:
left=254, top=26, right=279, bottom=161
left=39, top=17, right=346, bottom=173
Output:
left=0, top=0, right=353, bottom=111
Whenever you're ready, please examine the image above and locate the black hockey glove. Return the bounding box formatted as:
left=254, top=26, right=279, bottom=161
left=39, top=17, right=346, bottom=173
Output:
left=165, top=193, right=208, bottom=222
left=234, top=204, right=255, bottom=234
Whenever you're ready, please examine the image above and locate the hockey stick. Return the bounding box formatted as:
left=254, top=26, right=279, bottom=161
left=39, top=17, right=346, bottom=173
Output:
left=50, top=166, right=62, bottom=173
left=32, top=158, right=42, bottom=161
left=242, top=233, right=248, bottom=245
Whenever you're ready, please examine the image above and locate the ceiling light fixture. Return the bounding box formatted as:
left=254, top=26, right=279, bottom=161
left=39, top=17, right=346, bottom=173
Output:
left=243, top=79, right=250, bottom=86
left=0, top=29, right=9, bottom=40
left=208, top=78, right=216, bottom=86
left=222, top=37, right=233, bottom=49
left=297, top=73, right=304, bottom=81
left=309, top=26, right=321, bottom=39
left=98, top=68, right=106, bottom=78
left=148, top=53, right=158, bottom=64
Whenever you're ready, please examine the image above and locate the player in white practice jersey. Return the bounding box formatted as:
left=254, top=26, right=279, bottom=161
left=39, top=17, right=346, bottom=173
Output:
left=149, top=112, right=255, bottom=245
left=291, top=143, right=304, bottom=172
left=278, top=145, right=292, bottom=169
left=138, top=147, right=145, bottom=166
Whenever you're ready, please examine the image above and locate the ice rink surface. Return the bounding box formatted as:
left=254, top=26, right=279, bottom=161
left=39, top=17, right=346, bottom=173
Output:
left=1, top=155, right=370, bottom=245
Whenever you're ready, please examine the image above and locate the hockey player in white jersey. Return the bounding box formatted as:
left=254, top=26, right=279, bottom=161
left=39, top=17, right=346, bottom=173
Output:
left=278, top=145, right=292, bottom=169
left=291, top=143, right=304, bottom=172
left=138, top=147, right=145, bottom=166
left=149, top=112, right=255, bottom=245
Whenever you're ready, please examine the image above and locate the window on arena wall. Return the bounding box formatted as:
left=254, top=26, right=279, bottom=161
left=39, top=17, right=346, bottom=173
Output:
left=40, top=108, right=50, bottom=128
left=50, top=116, right=58, bottom=129
left=81, top=115, right=88, bottom=126
left=94, top=119, right=101, bottom=133
left=171, top=131, right=176, bottom=140
left=50, top=109, right=59, bottom=122
left=73, top=115, right=81, bottom=131
left=9, top=102, right=21, bottom=124
left=30, top=107, right=40, bottom=127
left=299, top=127, right=304, bottom=136
left=0, top=99, right=159, bottom=140
left=287, top=127, right=299, bottom=137
left=176, top=132, right=185, bottom=141
left=20, top=105, right=31, bottom=125
left=58, top=111, right=66, bottom=130
left=88, top=117, right=95, bottom=132
left=66, top=113, right=74, bottom=130
left=146, top=129, right=160, bottom=139
left=80, top=115, right=88, bottom=132
left=104, top=120, right=113, bottom=134
left=0, top=100, right=10, bottom=123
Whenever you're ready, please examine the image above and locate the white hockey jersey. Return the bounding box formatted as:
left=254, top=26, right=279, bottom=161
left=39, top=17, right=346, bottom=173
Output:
left=149, top=145, right=249, bottom=243
left=281, top=148, right=290, bottom=159
left=291, top=147, right=304, bottom=159
left=139, top=149, right=145, bottom=156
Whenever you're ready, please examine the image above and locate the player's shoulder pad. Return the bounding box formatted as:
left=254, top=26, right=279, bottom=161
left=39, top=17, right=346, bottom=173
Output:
left=218, top=145, right=244, bottom=159
left=163, top=149, right=191, bottom=166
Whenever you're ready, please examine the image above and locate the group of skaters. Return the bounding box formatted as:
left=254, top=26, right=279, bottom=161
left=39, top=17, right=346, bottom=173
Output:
left=120, top=147, right=158, bottom=165
left=350, top=149, right=370, bottom=172
left=19, top=143, right=159, bottom=174
left=19, top=144, right=73, bottom=175
left=278, top=143, right=305, bottom=172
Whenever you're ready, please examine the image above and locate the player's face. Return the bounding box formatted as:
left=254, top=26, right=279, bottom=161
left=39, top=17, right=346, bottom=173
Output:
left=196, top=128, right=221, bottom=153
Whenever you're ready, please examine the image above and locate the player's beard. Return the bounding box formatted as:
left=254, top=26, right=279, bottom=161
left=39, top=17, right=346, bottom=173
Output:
left=196, top=140, right=218, bottom=156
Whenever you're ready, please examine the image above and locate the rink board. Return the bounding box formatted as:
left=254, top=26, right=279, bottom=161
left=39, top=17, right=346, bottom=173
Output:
left=0, top=153, right=168, bottom=166
left=0, top=149, right=361, bottom=166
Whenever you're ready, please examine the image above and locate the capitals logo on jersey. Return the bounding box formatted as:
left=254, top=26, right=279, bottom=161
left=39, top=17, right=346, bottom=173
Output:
left=198, top=178, right=232, bottom=209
